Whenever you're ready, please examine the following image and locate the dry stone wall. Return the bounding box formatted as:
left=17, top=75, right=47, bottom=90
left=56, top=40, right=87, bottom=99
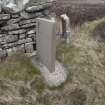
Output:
left=0, top=0, right=52, bottom=60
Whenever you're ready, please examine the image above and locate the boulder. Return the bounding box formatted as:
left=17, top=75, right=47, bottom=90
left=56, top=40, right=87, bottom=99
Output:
left=0, top=14, right=10, bottom=21
left=25, top=42, right=34, bottom=53
left=1, top=24, right=20, bottom=31
left=19, top=19, right=36, bottom=26
left=5, top=35, right=18, bottom=43
left=25, top=2, right=52, bottom=12
left=20, top=23, right=36, bottom=29
left=0, top=0, right=52, bottom=13
left=7, top=17, right=22, bottom=24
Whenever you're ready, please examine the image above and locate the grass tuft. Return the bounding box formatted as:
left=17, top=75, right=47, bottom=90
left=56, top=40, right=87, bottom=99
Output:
left=0, top=53, right=41, bottom=82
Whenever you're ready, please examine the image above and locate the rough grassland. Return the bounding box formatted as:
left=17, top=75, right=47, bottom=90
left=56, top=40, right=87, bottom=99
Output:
left=53, top=0, right=105, bottom=24
left=0, top=54, right=40, bottom=81
left=0, top=18, right=105, bottom=104
left=57, top=18, right=105, bottom=105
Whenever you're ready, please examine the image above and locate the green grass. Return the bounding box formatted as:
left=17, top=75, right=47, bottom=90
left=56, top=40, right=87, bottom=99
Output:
left=0, top=17, right=105, bottom=105
left=83, top=17, right=105, bottom=32
left=0, top=53, right=41, bottom=82
left=56, top=18, right=105, bottom=105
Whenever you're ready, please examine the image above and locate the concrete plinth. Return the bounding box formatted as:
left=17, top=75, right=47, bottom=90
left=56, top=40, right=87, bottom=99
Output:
left=32, top=57, right=67, bottom=87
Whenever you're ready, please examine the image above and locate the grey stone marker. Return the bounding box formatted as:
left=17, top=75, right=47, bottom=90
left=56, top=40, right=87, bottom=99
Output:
left=36, top=18, right=56, bottom=72
left=32, top=17, right=67, bottom=87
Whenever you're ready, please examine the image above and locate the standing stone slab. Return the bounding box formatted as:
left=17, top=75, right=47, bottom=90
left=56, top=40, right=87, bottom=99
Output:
left=61, top=14, right=71, bottom=44
left=0, top=14, right=10, bottom=21
left=36, top=18, right=56, bottom=72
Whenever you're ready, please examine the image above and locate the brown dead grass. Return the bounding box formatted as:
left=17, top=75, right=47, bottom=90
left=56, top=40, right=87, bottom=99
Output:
left=53, top=0, right=105, bottom=24
left=56, top=19, right=105, bottom=105
left=0, top=18, right=105, bottom=105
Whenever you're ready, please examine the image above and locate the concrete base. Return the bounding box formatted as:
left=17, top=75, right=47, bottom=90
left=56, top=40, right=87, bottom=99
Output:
left=32, top=56, right=67, bottom=87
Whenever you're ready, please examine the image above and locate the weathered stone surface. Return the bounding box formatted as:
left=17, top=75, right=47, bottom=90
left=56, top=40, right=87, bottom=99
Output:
left=34, top=12, right=44, bottom=17
left=0, top=30, right=2, bottom=34
left=26, top=2, right=52, bottom=12
left=0, top=34, right=2, bottom=38
left=0, top=34, right=6, bottom=38
left=20, top=12, right=36, bottom=19
left=17, top=38, right=32, bottom=45
left=7, top=18, right=22, bottom=24
left=0, top=14, right=10, bottom=21
left=8, top=29, right=26, bottom=35
left=12, top=14, right=20, bottom=18
left=43, top=9, right=50, bottom=16
left=0, top=5, right=2, bottom=13
left=20, top=12, right=43, bottom=19
left=6, top=48, right=14, bottom=56
left=0, top=21, right=7, bottom=27
left=5, top=35, right=18, bottom=43
left=0, top=37, right=6, bottom=44
left=7, top=45, right=25, bottom=56
left=19, top=19, right=36, bottom=26
left=0, top=35, right=18, bottom=44
left=26, top=38, right=33, bottom=43
left=7, top=47, right=18, bottom=56
left=28, top=34, right=36, bottom=41
left=19, top=34, right=26, bottom=39
left=25, top=42, right=34, bottom=53
left=17, top=39, right=26, bottom=45
left=16, top=44, right=25, bottom=53
left=20, top=11, right=32, bottom=19
left=1, top=0, right=29, bottom=13
left=20, top=23, right=36, bottom=28
left=2, top=43, right=15, bottom=49
left=27, top=29, right=36, bottom=35
left=1, top=24, right=20, bottom=31
left=36, top=18, right=56, bottom=72
left=0, top=0, right=52, bottom=13
left=25, top=5, right=41, bottom=12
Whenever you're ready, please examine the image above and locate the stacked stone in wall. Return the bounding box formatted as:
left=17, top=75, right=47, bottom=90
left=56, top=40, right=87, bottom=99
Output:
left=0, top=0, right=52, bottom=60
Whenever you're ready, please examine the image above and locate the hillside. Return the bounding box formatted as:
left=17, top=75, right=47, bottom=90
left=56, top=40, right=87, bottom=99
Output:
left=0, top=18, right=105, bottom=105
left=53, top=0, right=105, bottom=24
left=0, top=0, right=105, bottom=105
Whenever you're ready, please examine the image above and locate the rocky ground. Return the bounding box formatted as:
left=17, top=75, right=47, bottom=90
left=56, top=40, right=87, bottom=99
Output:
left=0, top=17, right=105, bottom=105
